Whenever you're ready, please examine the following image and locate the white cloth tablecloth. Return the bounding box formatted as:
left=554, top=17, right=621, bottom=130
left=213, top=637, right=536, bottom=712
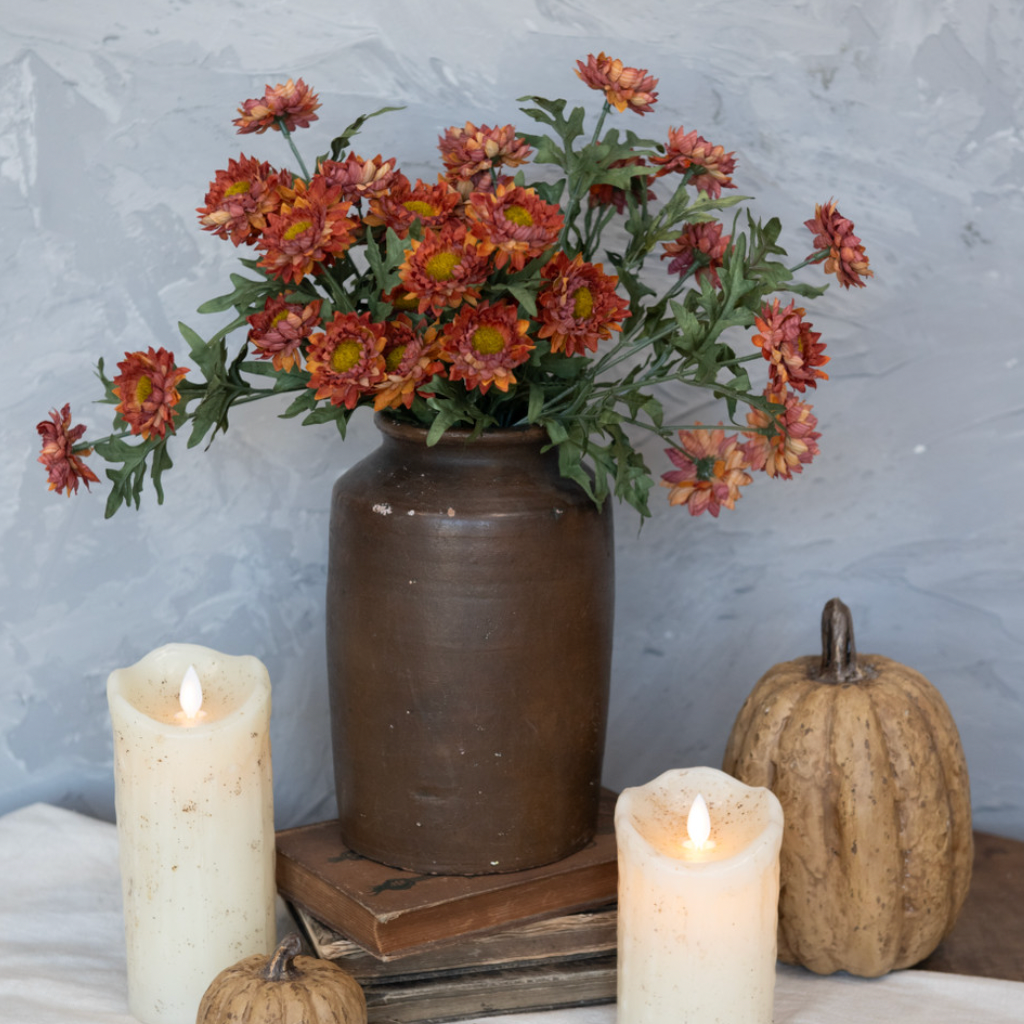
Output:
left=1, top=803, right=1021, bottom=1024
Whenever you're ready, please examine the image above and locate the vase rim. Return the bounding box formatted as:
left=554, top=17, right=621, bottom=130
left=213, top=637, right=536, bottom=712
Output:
left=374, top=412, right=548, bottom=448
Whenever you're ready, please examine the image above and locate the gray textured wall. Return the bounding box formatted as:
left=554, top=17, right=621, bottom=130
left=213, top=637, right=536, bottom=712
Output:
left=3, top=1, right=1022, bottom=838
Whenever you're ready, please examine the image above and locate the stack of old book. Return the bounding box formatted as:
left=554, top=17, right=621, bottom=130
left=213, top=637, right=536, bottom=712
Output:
left=275, top=791, right=619, bottom=1023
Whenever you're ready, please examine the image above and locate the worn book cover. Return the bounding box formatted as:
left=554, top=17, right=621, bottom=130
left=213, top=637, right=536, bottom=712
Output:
left=276, top=789, right=618, bottom=957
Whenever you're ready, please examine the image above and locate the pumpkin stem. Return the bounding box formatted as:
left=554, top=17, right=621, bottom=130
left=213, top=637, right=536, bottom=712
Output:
left=819, top=598, right=865, bottom=683
left=263, top=933, right=303, bottom=982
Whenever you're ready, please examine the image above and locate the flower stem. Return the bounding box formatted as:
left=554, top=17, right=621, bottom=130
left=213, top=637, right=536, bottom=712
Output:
left=278, top=120, right=311, bottom=180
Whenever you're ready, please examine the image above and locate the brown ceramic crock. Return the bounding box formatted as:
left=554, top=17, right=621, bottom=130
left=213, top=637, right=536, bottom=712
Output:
left=325, top=413, right=614, bottom=874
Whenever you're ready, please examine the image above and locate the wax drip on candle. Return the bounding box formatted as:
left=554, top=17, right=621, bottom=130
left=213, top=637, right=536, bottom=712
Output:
left=174, top=665, right=207, bottom=724
left=683, top=792, right=715, bottom=851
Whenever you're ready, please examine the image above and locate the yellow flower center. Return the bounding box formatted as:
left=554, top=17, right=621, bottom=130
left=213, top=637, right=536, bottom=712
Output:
left=135, top=375, right=153, bottom=404
left=330, top=341, right=362, bottom=373
left=224, top=180, right=252, bottom=197
left=271, top=309, right=290, bottom=328
left=572, top=286, right=594, bottom=319
left=472, top=325, right=506, bottom=355
left=404, top=200, right=440, bottom=217
left=424, top=250, right=460, bottom=281
left=284, top=218, right=313, bottom=241
left=505, top=204, right=534, bottom=227
left=385, top=345, right=407, bottom=372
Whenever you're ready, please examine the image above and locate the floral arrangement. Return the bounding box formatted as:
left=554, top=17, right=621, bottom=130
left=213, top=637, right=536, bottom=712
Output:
left=37, top=54, right=870, bottom=518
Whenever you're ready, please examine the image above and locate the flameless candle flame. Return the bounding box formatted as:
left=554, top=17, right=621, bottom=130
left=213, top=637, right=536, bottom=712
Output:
left=175, top=664, right=205, bottom=723
left=683, top=793, right=715, bottom=851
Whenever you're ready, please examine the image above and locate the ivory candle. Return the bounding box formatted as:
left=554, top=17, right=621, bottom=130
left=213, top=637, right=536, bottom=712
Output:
left=108, top=643, right=275, bottom=1024
left=615, top=766, right=783, bottom=1024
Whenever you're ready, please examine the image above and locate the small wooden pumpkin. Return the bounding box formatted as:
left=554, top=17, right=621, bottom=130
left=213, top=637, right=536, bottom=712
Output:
left=722, top=598, right=973, bottom=977
left=196, top=933, right=367, bottom=1024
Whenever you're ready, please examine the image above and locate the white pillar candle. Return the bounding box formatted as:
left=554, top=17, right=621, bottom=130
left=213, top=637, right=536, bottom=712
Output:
left=615, top=766, right=783, bottom=1024
left=108, top=643, right=276, bottom=1024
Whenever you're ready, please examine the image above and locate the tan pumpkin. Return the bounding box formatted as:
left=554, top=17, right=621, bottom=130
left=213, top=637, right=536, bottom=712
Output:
left=722, top=598, right=973, bottom=977
left=196, top=933, right=367, bottom=1024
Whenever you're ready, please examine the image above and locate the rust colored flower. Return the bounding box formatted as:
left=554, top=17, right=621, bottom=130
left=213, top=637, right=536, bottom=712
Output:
left=317, top=154, right=404, bottom=205
left=36, top=404, right=100, bottom=496
left=537, top=252, right=631, bottom=357
left=751, top=299, right=829, bottom=392
left=438, top=122, right=533, bottom=183
left=374, top=318, right=445, bottom=411
left=588, top=157, right=655, bottom=214
left=305, top=311, right=388, bottom=409
left=247, top=295, right=323, bottom=372
left=661, top=221, right=732, bottom=288
left=660, top=426, right=752, bottom=517
left=465, top=183, right=564, bottom=271
left=805, top=199, right=873, bottom=289
left=197, top=155, right=290, bottom=247
left=651, top=127, right=737, bottom=199
left=441, top=301, right=534, bottom=395
left=234, top=78, right=321, bottom=134
left=113, top=347, right=189, bottom=440
left=742, top=387, right=821, bottom=479
left=365, top=177, right=463, bottom=238
left=397, top=225, right=490, bottom=315
left=256, top=175, right=358, bottom=284
left=575, top=53, right=659, bottom=115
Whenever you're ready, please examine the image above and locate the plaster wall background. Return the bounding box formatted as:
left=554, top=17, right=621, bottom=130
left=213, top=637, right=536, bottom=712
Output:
left=2, top=0, right=1022, bottom=837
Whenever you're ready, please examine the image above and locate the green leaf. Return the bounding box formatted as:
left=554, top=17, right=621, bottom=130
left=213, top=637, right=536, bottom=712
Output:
left=280, top=390, right=318, bottom=419
left=322, top=106, right=405, bottom=163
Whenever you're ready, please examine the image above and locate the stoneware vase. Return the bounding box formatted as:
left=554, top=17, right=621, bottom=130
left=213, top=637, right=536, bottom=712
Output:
left=325, top=414, right=615, bottom=875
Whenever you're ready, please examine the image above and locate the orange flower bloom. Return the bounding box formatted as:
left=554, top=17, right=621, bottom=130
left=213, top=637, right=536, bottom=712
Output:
left=660, top=427, right=752, bottom=517
left=306, top=312, right=388, bottom=409
left=397, top=225, right=490, bottom=315
left=742, top=387, right=821, bottom=479
left=537, top=252, right=631, bottom=356
left=364, top=177, right=462, bottom=238
left=588, top=157, right=655, bottom=214
left=661, top=221, right=732, bottom=288
left=247, top=295, right=323, bottom=372
left=805, top=199, right=873, bottom=289
left=438, top=122, right=533, bottom=184
left=374, top=318, right=445, bottom=411
left=113, top=348, right=189, bottom=440
left=197, top=155, right=290, bottom=247
left=441, top=301, right=534, bottom=395
left=575, top=53, right=658, bottom=115
left=36, top=404, right=100, bottom=496
left=465, top=183, right=563, bottom=271
left=651, top=127, right=737, bottom=199
left=234, top=78, right=321, bottom=134
left=318, top=154, right=404, bottom=205
left=256, top=176, right=358, bottom=284
left=751, top=299, right=829, bottom=392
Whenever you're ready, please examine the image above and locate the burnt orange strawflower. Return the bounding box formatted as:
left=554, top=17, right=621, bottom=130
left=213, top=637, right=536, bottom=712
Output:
left=742, top=386, right=821, bottom=479
left=438, top=122, right=533, bottom=185
left=113, top=348, right=189, bottom=440
left=805, top=199, right=873, bottom=289
left=441, top=301, right=534, bottom=395
left=364, top=177, right=463, bottom=238
left=661, top=221, right=732, bottom=289
left=465, top=182, right=563, bottom=271
left=256, top=175, right=359, bottom=284
left=306, top=311, right=388, bottom=409
left=197, top=155, right=290, bottom=246
left=660, top=427, right=752, bottom=517
left=751, top=299, right=829, bottom=393
left=374, top=318, right=445, bottom=411
left=37, top=404, right=100, bottom=496
left=588, top=156, right=655, bottom=214
left=537, top=252, right=631, bottom=357
left=397, top=225, right=490, bottom=316
left=575, top=53, right=658, bottom=115
left=317, top=154, right=404, bottom=205
left=247, top=295, right=323, bottom=372
left=234, top=78, right=321, bottom=134
left=651, top=127, right=737, bottom=199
